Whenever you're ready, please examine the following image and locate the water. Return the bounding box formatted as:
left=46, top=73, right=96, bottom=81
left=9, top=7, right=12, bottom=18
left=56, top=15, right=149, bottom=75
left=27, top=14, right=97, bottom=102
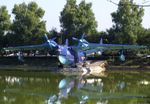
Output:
left=0, top=70, right=150, bottom=104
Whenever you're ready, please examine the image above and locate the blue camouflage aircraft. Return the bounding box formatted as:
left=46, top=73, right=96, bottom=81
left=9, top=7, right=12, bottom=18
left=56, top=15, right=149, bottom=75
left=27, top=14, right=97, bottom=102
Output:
left=4, top=34, right=147, bottom=66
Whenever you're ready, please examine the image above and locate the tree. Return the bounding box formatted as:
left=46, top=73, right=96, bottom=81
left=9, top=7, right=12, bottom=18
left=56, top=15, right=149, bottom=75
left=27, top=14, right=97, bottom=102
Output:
left=107, top=0, right=144, bottom=44
left=10, top=2, right=46, bottom=46
left=48, top=28, right=62, bottom=44
left=60, top=0, right=77, bottom=39
left=60, top=0, right=97, bottom=41
left=138, top=28, right=150, bottom=46
left=76, top=0, right=97, bottom=36
left=0, top=6, right=11, bottom=47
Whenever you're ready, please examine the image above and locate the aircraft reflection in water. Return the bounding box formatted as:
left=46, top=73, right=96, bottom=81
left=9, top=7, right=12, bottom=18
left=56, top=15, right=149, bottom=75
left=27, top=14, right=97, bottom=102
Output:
left=47, top=73, right=107, bottom=104
left=4, top=34, right=147, bottom=67
left=46, top=72, right=150, bottom=104
left=0, top=71, right=150, bottom=104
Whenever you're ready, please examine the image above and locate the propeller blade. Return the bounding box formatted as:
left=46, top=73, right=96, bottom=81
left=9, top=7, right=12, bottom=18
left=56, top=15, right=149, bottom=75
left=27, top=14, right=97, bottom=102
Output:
left=81, top=34, right=85, bottom=39
left=72, top=37, right=79, bottom=41
left=44, top=34, right=49, bottom=41
left=51, top=37, right=56, bottom=41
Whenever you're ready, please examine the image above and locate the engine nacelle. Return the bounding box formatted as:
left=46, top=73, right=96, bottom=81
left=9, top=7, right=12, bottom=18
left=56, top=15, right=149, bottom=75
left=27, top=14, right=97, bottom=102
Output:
left=119, top=54, right=125, bottom=61
left=17, top=52, right=24, bottom=62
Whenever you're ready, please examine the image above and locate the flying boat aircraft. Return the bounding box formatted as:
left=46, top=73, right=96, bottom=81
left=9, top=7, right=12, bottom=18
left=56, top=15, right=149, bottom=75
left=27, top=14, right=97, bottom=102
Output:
left=3, top=34, right=147, bottom=67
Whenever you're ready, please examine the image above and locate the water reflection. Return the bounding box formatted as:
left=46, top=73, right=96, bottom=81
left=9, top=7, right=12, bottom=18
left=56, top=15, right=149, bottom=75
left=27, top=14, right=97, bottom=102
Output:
left=47, top=71, right=150, bottom=104
left=47, top=74, right=103, bottom=104
left=0, top=70, right=150, bottom=104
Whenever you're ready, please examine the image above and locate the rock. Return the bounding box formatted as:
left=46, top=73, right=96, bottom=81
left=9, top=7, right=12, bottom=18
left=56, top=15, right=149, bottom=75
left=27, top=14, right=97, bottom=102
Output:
left=83, top=61, right=107, bottom=74
left=61, top=61, right=107, bottom=75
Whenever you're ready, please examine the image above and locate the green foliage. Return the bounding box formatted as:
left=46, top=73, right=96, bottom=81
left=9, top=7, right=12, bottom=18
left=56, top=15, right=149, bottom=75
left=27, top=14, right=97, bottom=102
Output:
left=87, top=31, right=107, bottom=43
left=138, top=28, right=150, bottom=46
left=60, top=0, right=97, bottom=40
left=60, top=0, right=77, bottom=37
left=0, top=6, right=11, bottom=47
left=48, top=28, right=62, bottom=44
left=76, top=0, right=97, bottom=36
left=9, top=2, right=46, bottom=46
left=107, top=0, right=144, bottom=44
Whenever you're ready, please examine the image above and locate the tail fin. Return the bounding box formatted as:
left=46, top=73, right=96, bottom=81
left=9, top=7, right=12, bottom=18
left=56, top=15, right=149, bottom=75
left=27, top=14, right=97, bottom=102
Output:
left=65, top=39, right=69, bottom=46
left=100, top=38, right=103, bottom=44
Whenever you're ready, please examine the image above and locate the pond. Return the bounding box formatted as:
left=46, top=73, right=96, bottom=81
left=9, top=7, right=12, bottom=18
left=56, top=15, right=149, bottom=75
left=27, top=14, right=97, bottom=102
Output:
left=0, top=70, right=150, bottom=104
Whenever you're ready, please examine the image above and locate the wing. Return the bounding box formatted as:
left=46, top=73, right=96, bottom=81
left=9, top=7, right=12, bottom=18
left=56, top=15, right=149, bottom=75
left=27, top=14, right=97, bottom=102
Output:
left=3, top=43, right=50, bottom=52
left=3, top=34, right=59, bottom=52
left=93, top=43, right=147, bottom=50
left=83, top=43, right=147, bottom=55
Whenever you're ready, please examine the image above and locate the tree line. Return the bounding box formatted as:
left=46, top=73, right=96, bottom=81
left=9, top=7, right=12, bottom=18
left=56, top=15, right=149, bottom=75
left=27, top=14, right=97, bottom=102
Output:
left=0, top=0, right=150, bottom=49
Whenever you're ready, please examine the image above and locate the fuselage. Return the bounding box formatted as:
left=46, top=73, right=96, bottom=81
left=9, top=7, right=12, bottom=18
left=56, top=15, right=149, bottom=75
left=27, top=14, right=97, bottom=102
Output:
left=57, top=45, right=86, bottom=65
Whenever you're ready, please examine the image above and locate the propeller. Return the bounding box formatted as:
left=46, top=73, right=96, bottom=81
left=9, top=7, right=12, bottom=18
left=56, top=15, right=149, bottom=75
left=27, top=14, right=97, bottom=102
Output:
left=72, top=34, right=88, bottom=47
left=57, top=39, right=69, bottom=54
left=44, top=34, right=58, bottom=49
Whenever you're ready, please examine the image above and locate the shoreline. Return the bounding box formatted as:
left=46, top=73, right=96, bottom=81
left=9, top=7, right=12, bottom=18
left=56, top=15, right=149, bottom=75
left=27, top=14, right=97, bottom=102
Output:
left=108, top=65, right=150, bottom=71
left=0, top=65, right=150, bottom=72
left=0, top=56, right=149, bottom=72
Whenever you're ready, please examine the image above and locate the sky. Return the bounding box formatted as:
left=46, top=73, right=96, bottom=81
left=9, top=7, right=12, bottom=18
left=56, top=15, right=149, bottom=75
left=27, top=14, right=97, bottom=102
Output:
left=0, top=0, right=150, bottom=32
